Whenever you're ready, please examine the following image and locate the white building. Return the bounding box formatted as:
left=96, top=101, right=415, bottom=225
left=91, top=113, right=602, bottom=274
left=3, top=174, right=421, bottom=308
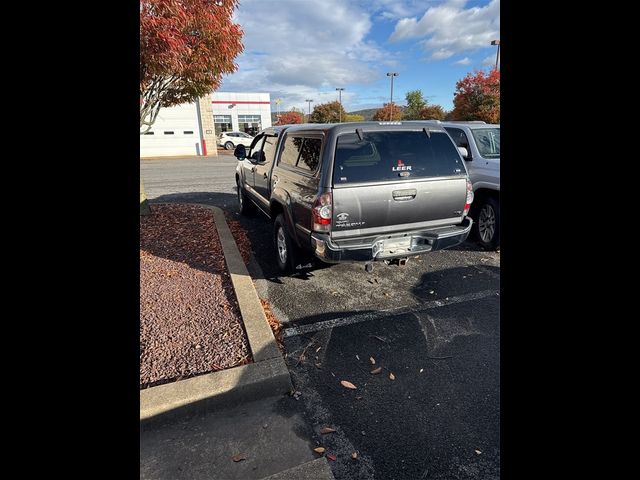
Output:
left=140, top=92, right=272, bottom=158
left=211, top=92, right=272, bottom=137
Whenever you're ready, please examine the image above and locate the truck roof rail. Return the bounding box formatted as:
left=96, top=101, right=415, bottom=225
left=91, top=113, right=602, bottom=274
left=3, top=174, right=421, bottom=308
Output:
left=445, top=120, right=486, bottom=124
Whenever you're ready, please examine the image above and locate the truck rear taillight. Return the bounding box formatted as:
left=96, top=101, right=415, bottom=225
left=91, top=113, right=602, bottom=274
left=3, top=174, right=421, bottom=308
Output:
left=463, top=179, right=474, bottom=216
left=312, top=192, right=332, bottom=232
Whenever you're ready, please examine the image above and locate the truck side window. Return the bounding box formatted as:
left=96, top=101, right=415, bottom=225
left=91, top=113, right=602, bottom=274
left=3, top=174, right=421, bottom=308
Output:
left=297, top=138, right=321, bottom=172
left=249, top=135, right=265, bottom=159
left=260, top=135, right=278, bottom=165
left=280, top=135, right=302, bottom=167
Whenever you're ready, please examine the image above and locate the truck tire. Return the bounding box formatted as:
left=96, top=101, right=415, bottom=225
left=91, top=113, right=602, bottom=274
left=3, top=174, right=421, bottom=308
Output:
left=237, top=182, right=255, bottom=216
left=475, top=196, right=500, bottom=250
left=225, top=141, right=235, bottom=150
left=274, top=214, right=297, bottom=274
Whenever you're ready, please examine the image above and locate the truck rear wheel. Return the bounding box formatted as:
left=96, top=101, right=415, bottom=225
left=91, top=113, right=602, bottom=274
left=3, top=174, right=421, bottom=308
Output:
left=274, top=214, right=297, bottom=274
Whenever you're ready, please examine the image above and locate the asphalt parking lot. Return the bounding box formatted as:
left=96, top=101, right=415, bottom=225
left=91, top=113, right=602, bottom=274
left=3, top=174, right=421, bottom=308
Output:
left=142, top=155, right=500, bottom=479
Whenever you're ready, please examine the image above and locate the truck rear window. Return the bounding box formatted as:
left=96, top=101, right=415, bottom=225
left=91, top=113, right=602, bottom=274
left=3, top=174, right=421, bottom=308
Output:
left=333, top=130, right=465, bottom=185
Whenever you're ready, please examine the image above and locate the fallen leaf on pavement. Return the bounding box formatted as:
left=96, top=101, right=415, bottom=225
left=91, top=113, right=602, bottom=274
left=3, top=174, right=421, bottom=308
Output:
left=315, top=346, right=322, bottom=353
left=232, top=454, right=247, bottom=462
left=370, top=357, right=376, bottom=365
left=389, top=373, right=396, bottom=380
left=327, top=454, right=337, bottom=461
left=313, top=447, right=326, bottom=454
left=320, top=427, right=336, bottom=434
left=420, top=368, right=424, bottom=373
left=351, top=452, right=358, bottom=459
left=315, top=362, right=322, bottom=369
left=475, top=449, right=482, bottom=455
left=370, top=367, right=382, bottom=374
left=341, top=380, right=357, bottom=389
left=355, top=354, right=360, bottom=360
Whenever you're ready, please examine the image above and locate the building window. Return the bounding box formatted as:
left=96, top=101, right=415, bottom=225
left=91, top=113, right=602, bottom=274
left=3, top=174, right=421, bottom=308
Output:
left=183, top=130, right=194, bottom=135
left=214, top=115, right=232, bottom=135
left=144, top=132, right=154, bottom=135
left=238, top=114, right=262, bottom=136
left=164, top=131, right=174, bottom=135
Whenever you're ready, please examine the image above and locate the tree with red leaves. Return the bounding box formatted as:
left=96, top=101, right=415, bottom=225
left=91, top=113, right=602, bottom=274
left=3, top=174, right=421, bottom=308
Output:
left=373, top=102, right=403, bottom=121
left=140, top=0, right=244, bottom=133
left=419, top=104, right=445, bottom=120
left=276, top=111, right=303, bottom=125
left=450, top=70, right=500, bottom=124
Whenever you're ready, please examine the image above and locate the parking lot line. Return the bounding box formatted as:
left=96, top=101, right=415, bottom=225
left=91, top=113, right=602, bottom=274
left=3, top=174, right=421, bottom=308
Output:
left=282, top=289, right=499, bottom=338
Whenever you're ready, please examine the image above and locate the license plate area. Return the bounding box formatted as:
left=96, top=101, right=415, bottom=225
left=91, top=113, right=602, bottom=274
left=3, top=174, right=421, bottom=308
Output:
left=372, top=235, right=433, bottom=258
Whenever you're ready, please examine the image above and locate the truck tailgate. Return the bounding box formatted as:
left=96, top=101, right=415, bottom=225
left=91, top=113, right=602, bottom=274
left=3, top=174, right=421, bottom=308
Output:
left=331, top=177, right=466, bottom=239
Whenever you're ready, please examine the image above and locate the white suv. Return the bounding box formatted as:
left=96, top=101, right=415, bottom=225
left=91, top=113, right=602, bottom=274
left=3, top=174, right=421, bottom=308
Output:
left=218, top=131, right=254, bottom=150
left=441, top=121, right=500, bottom=250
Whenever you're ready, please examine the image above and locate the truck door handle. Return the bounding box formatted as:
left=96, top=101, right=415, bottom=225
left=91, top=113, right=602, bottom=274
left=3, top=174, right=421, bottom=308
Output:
left=251, top=167, right=256, bottom=173
left=263, top=173, right=268, bottom=179
left=392, top=188, right=417, bottom=201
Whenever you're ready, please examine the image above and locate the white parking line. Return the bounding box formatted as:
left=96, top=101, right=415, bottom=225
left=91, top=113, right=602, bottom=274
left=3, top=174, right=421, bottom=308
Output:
left=282, top=289, right=499, bottom=338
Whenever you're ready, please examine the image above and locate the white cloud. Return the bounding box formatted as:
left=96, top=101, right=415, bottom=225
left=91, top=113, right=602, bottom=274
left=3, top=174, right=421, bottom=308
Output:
left=389, top=0, right=499, bottom=60
left=362, top=0, right=436, bottom=21
left=482, top=54, right=499, bottom=67
left=221, top=0, right=385, bottom=111
left=454, top=57, right=472, bottom=65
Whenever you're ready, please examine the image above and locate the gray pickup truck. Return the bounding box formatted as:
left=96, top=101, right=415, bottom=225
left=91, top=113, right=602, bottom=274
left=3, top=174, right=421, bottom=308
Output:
left=234, top=122, right=474, bottom=273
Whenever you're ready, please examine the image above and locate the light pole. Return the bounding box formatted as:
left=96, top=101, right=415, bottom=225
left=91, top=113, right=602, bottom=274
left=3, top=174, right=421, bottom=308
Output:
left=335, top=87, right=345, bottom=122
left=491, top=40, right=500, bottom=71
left=386, top=72, right=398, bottom=121
left=275, top=98, right=282, bottom=123
left=305, top=99, right=313, bottom=122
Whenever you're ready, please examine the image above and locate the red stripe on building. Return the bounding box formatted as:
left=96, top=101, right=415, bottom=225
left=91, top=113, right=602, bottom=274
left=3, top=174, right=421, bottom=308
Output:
left=211, top=101, right=271, bottom=104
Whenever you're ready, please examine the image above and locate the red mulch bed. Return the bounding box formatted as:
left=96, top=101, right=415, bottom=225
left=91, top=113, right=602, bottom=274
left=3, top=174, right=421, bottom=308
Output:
left=140, top=204, right=251, bottom=389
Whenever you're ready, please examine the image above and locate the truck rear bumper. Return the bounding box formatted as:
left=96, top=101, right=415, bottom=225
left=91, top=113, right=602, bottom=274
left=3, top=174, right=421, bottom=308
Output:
left=311, top=217, right=473, bottom=264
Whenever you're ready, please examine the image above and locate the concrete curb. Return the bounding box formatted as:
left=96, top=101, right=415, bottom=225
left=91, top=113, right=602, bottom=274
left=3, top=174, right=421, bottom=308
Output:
left=140, top=357, right=290, bottom=423
left=258, top=458, right=336, bottom=480
left=205, top=205, right=281, bottom=362
left=140, top=204, right=291, bottom=422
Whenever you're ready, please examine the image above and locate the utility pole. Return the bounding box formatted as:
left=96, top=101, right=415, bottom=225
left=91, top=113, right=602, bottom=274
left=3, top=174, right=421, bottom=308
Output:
left=386, top=72, right=399, bottom=121
left=305, top=99, right=313, bottom=122
left=336, top=87, right=345, bottom=122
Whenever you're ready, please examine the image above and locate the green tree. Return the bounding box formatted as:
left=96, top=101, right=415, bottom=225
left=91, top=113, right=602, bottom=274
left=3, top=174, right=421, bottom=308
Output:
left=450, top=70, right=500, bottom=123
left=309, top=101, right=346, bottom=123
left=419, top=104, right=445, bottom=120
left=404, top=90, right=427, bottom=120
left=344, top=114, right=364, bottom=122
left=372, top=103, right=403, bottom=121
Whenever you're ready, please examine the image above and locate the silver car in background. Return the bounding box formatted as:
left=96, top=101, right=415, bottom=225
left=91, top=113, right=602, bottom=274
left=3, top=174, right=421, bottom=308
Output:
left=440, top=121, right=500, bottom=249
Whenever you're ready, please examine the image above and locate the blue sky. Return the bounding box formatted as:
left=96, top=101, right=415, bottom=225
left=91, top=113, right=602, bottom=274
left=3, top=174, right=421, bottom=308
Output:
left=221, top=0, right=499, bottom=113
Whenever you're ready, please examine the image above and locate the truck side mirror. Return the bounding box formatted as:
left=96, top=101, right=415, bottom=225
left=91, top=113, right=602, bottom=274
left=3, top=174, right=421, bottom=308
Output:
left=234, top=144, right=246, bottom=160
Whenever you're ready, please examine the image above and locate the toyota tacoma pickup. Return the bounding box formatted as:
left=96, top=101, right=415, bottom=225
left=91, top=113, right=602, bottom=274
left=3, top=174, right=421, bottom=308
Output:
left=234, top=122, right=474, bottom=274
